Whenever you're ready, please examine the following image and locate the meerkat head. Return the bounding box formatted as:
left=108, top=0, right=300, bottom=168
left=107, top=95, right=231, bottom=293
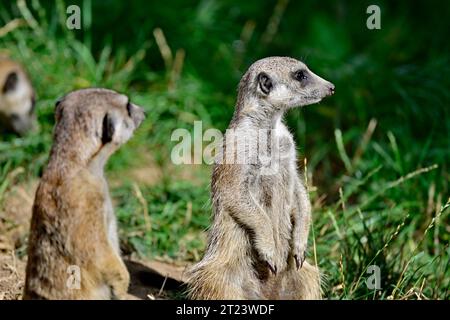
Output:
left=51, top=88, right=145, bottom=169
left=0, top=58, right=36, bottom=135
left=237, top=56, right=334, bottom=117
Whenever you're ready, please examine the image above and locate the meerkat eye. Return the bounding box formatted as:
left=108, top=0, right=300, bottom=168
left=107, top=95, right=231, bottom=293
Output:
left=294, top=70, right=308, bottom=82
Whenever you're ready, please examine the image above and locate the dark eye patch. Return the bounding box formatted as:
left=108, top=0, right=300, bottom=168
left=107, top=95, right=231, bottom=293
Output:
left=2, top=72, right=18, bottom=93
left=293, top=69, right=308, bottom=82
left=126, top=101, right=132, bottom=117
left=101, top=113, right=115, bottom=145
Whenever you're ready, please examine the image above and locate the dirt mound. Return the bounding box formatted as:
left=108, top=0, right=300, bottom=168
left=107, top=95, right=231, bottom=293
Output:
left=0, top=178, right=35, bottom=300
left=0, top=250, right=25, bottom=300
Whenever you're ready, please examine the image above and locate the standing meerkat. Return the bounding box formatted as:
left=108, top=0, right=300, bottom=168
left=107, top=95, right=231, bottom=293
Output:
left=24, top=88, right=145, bottom=300
left=187, top=57, right=335, bottom=300
left=0, top=57, right=36, bottom=135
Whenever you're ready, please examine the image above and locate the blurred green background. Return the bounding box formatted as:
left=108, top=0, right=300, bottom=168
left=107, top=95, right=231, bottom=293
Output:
left=0, top=0, right=448, bottom=299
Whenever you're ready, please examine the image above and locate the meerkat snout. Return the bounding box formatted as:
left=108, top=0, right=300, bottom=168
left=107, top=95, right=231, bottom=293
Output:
left=126, top=100, right=146, bottom=127
left=0, top=58, right=36, bottom=135
left=325, top=82, right=335, bottom=96
left=100, top=98, right=145, bottom=146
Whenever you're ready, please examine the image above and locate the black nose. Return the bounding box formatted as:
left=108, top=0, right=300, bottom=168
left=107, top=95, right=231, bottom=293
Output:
left=328, top=84, right=335, bottom=96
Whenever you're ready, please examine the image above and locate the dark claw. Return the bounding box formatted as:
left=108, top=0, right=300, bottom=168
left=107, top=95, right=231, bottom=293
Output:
left=294, top=253, right=306, bottom=270
left=294, top=255, right=300, bottom=269
left=267, top=262, right=277, bottom=275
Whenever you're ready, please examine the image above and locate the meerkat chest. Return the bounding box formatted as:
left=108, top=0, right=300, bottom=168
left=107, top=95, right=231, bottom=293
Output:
left=272, top=122, right=297, bottom=164
left=272, top=128, right=298, bottom=186
left=259, top=171, right=296, bottom=207
left=246, top=126, right=298, bottom=205
left=101, top=178, right=120, bottom=254
left=251, top=164, right=297, bottom=215
left=87, top=168, right=119, bottom=254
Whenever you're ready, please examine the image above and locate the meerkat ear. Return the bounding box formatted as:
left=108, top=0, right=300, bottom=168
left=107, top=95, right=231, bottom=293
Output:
left=2, top=71, right=18, bottom=93
left=257, top=72, right=273, bottom=95
left=101, top=113, right=115, bottom=144
left=54, top=97, right=65, bottom=122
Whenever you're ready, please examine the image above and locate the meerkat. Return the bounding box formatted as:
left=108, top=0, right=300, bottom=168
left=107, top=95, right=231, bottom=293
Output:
left=0, top=57, right=36, bottom=135
left=23, top=88, right=146, bottom=300
left=187, top=56, right=335, bottom=300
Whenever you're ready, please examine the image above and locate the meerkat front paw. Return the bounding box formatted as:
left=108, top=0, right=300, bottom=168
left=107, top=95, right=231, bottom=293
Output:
left=255, top=241, right=277, bottom=275
left=266, top=261, right=277, bottom=275
left=293, top=242, right=307, bottom=270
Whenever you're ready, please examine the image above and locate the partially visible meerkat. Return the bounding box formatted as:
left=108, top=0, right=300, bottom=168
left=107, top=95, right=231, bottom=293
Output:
left=187, top=57, right=335, bottom=300
left=0, top=57, right=36, bottom=135
left=23, top=88, right=146, bottom=300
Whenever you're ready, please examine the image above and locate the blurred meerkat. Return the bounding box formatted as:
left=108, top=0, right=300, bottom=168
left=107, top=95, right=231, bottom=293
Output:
left=187, top=57, right=335, bottom=300
left=24, top=88, right=146, bottom=300
left=0, top=57, right=36, bottom=135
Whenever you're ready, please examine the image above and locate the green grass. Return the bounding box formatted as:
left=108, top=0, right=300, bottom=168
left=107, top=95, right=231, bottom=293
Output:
left=0, top=0, right=448, bottom=300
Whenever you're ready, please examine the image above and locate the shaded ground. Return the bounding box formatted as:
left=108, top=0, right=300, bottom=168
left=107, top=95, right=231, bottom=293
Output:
left=125, top=259, right=187, bottom=300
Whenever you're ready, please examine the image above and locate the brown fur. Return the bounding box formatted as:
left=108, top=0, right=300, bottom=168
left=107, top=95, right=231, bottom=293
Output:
left=23, top=88, right=145, bottom=299
left=187, top=57, right=334, bottom=300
